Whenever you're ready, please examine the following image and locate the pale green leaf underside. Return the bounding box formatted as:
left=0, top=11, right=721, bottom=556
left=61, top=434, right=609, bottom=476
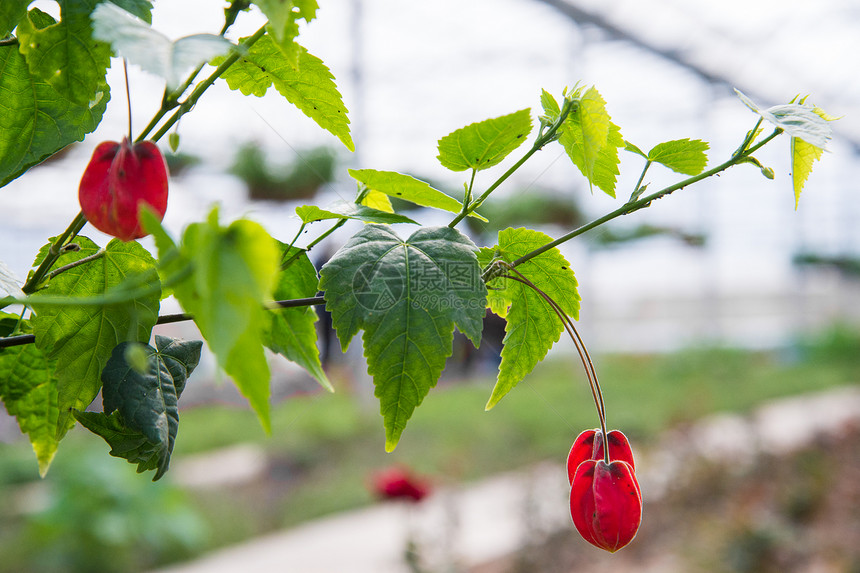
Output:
left=220, top=35, right=354, bottom=151
left=735, top=89, right=832, bottom=150
left=478, top=227, right=580, bottom=409
left=31, top=237, right=160, bottom=436
left=296, top=202, right=417, bottom=225
left=436, top=108, right=532, bottom=172
left=319, top=225, right=486, bottom=450
left=264, top=244, right=331, bottom=391
left=647, top=138, right=710, bottom=175
left=348, top=169, right=487, bottom=221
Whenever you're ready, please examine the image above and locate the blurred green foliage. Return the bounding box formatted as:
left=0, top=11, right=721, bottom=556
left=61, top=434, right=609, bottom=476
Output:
left=229, top=142, right=336, bottom=200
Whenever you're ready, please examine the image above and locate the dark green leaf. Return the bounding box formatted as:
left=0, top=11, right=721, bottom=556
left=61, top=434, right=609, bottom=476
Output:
left=109, top=0, right=154, bottom=23
left=17, top=1, right=111, bottom=106
left=0, top=0, right=29, bottom=37
left=319, top=225, right=486, bottom=450
left=296, top=202, right=418, bottom=225
left=220, top=35, right=353, bottom=151
left=264, top=244, right=330, bottom=391
left=30, top=237, right=161, bottom=436
left=436, top=109, right=533, bottom=172
left=76, top=335, right=202, bottom=480
left=478, top=227, right=580, bottom=409
left=0, top=39, right=109, bottom=187
left=647, top=138, right=709, bottom=175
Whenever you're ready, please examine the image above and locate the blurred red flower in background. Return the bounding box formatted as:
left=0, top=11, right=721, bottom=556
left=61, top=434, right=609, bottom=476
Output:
left=371, top=466, right=431, bottom=503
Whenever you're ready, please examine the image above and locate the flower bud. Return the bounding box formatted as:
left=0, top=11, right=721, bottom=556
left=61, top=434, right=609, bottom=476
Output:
left=567, top=428, right=636, bottom=484
left=570, top=459, right=642, bottom=552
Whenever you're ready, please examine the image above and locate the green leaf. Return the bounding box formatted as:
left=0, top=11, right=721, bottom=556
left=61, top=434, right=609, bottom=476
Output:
left=0, top=320, right=61, bottom=476
left=477, top=227, right=580, bottom=409
left=624, top=140, right=647, bottom=159
left=220, top=35, right=354, bottom=151
left=296, top=202, right=417, bottom=225
left=436, top=109, right=533, bottom=172
left=540, top=89, right=560, bottom=121
left=91, top=3, right=233, bottom=90
left=791, top=136, right=824, bottom=208
left=319, top=225, right=486, bottom=450
left=735, top=89, right=832, bottom=149
left=348, top=169, right=487, bottom=221
left=0, top=22, right=109, bottom=187
left=360, top=189, right=394, bottom=213
left=158, top=208, right=280, bottom=433
left=31, top=238, right=161, bottom=436
left=0, top=0, right=29, bottom=37
left=264, top=244, right=330, bottom=391
left=647, top=138, right=710, bottom=176
left=109, top=0, right=154, bottom=23
left=75, top=335, right=202, bottom=480
left=559, top=87, right=623, bottom=197
left=253, top=0, right=318, bottom=68
left=17, top=1, right=111, bottom=106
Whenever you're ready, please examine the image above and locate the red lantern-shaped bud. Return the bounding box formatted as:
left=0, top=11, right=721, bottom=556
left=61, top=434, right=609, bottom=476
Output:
left=79, top=137, right=169, bottom=241
left=570, top=459, right=642, bottom=552
left=567, top=429, right=636, bottom=484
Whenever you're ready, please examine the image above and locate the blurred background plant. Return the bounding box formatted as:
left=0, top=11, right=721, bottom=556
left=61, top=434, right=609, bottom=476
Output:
left=229, top=142, right=337, bottom=201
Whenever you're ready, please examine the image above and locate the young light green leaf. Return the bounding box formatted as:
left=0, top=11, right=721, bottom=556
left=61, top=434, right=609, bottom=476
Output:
left=16, top=2, right=112, bottom=106
left=791, top=136, right=824, bottom=208
left=348, top=169, right=486, bottom=221
left=220, top=35, right=354, bottom=151
left=264, top=244, right=330, bottom=391
left=319, top=225, right=486, bottom=451
left=360, top=189, right=395, bottom=213
left=559, top=87, right=623, bottom=197
left=540, top=89, right=560, bottom=121
left=0, top=0, right=29, bottom=37
left=296, top=202, right=417, bottom=225
left=0, top=17, right=109, bottom=187
left=436, top=109, right=533, bottom=172
left=647, top=138, right=710, bottom=175
left=30, top=238, right=161, bottom=436
left=624, top=140, right=647, bottom=159
left=163, top=208, right=280, bottom=433
left=0, top=323, right=61, bottom=476
left=75, top=335, right=202, bottom=480
left=477, top=227, right=580, bottom=409
left=253, top=0, right=318, bottom=68
left=91, top=3, right=234, bottom=90
left=735, top=89, right=832, bottom=150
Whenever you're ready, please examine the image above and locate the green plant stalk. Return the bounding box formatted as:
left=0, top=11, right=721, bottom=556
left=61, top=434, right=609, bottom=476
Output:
left=46, top=249, right=106, bottom=281
left=509, top=128, right=783, bottom=270
left=281, top=218, right=347, bottom=270
left=21, top=212, right=88, bottom=295
left=448, top=98, right=577, bottom=228
left=146, top=25, right=268, bottom=144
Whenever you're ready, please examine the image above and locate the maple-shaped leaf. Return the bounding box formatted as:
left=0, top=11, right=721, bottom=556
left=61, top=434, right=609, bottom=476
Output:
left=319, top=225, right=486, bottom=450
left=436, top=109, right=533, bottom=172
left=75, top=335, right=203, bottom=480
left=478, top=227, right=580, bottom=409
left=646, top=138, right=710, bottom=175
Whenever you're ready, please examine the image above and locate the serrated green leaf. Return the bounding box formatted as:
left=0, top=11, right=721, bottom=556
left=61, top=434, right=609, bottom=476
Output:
left=161, top=208, right=279, bottom=433
left=296, top=202, right=417, bottom=225
left=220, top=35, right=353, bottom=151
left=319, top=225, right=486, bottom=450
left=0, top=325, right=60, bottom=476
left=92, top=3, right=233, bottom=90
left=30, top=238, right=161, bottom=436
left=264, top=244, right=330, bottom=391
left=647, top=138, right=709, bottom=175
left=477, top=228, right=580, bottom=409
left=0, top=0, right=29, bottom=37
left=735, top=89, right=832, bottom=150
left=17, top=1, right=111, bottom=106
left=791, top=136, right=824, bottom=209
left=348, top=169, right=486, bottom=221
left=559, top=87, right=622, bottom=197
left=0, top=34, right=109, bottom=187
left=436, top=109, right=533, bottom=172
left=253, top=0, right=317, bottom=68
left=76, top=335, right=202, bottom=480
left=540, top=89, right=560, bottom=121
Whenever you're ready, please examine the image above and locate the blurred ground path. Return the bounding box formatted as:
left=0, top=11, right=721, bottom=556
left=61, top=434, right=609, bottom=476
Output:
left=150, top=385, right=860, bottom=573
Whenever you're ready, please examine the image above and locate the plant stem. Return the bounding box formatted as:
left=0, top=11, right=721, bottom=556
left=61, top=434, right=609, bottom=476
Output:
left=146, top=25, right=268, bottom=144
left=282, top=219, right=346, bottom=269
left=21, top=212, right=88, bottom=294
left=0, top=296, right=327, bottom=348
left=448, top=97, right=576, bottom=228
left=510, top=128, right=782, bottom=269
left=47, top=249, right=106, bottom=281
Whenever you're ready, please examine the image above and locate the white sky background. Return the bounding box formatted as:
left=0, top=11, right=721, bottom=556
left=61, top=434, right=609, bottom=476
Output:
left=4, top=0, right=859, bottom=349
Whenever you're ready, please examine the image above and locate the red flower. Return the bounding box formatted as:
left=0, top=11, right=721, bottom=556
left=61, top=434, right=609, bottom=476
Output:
left=371, top=467, right=430, bottom=503
left=566, top=428, right=636, bottom=484
left=570, top=458, right=642, bottom=552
